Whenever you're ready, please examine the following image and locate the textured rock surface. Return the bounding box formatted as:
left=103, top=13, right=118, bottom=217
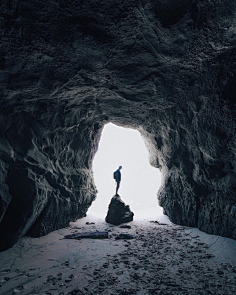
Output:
left=0, top=0, right=236, bottom=249
left=105, top=195, right=134, bottom=225
left=64, top=231, right=109, bottom=240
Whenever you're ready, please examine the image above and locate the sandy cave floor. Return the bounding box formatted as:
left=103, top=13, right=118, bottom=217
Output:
left=0, top=214, right=236, bottom=295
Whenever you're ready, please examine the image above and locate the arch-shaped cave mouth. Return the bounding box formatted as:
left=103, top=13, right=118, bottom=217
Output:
left=89, top=123, right=163, bottom=220
left=0, top=0, right=236, bottom=253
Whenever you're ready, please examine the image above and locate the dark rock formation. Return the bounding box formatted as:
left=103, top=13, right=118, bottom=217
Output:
left=105, top=195, right=134, bottom=225
left=0, top=0, right=236, bottom=249
left=115, top=233, right=134, bottom=240
left=64, top=231, right=109, bottom=240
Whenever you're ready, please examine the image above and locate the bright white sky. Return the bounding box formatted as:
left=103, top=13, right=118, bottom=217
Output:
left=88, top=123, right=163, bottom=220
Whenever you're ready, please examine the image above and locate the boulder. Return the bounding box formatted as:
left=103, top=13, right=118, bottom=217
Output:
left=105, top=195, right=134, bottom=225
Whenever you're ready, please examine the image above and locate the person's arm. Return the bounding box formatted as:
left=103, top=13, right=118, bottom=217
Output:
left=114, top=172, right=118, bottom=181
left=118, top=171, right=121, bottom=181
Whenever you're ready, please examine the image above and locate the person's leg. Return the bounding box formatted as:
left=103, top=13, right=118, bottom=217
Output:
left=116, top=181, right=120, bottom=195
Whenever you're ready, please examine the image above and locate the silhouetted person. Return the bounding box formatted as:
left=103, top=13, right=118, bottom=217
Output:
left=113, top=166, right=122, bottom=195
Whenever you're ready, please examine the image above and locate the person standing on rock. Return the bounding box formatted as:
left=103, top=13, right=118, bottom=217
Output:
left=113, top=166, right=122, bottom=195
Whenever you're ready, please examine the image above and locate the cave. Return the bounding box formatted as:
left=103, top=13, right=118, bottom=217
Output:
left=0, top=0, right=236, bottom=252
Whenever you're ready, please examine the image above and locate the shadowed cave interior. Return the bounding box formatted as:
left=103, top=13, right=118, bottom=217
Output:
left=0, top=0, right=236, bottom=252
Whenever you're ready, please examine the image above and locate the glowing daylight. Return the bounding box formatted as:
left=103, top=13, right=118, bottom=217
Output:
left=89, top=123, right=163, bottom=219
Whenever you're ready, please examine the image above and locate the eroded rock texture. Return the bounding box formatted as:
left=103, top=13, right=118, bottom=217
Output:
left=0, top=0, right=236, bottom=249
left=106, top=195, right=134, bottom=225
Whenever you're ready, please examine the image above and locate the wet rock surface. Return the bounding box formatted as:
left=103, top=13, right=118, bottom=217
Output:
left=115, top=233, right=134, bottom=240
left=64, top=231, right=109, bottom=240
left=0, top=0, right=236, bottom=249
left=105, top=195, right=134, bottom=225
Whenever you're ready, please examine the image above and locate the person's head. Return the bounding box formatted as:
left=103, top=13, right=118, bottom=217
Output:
left=119, top=166, right=122, bottom=170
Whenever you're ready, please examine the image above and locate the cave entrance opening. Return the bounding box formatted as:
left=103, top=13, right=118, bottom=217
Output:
left=88, top=123, right=163, bottom=220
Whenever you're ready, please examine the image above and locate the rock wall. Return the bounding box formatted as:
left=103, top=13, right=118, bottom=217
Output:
left=0, top=0, right=236, bottom=249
